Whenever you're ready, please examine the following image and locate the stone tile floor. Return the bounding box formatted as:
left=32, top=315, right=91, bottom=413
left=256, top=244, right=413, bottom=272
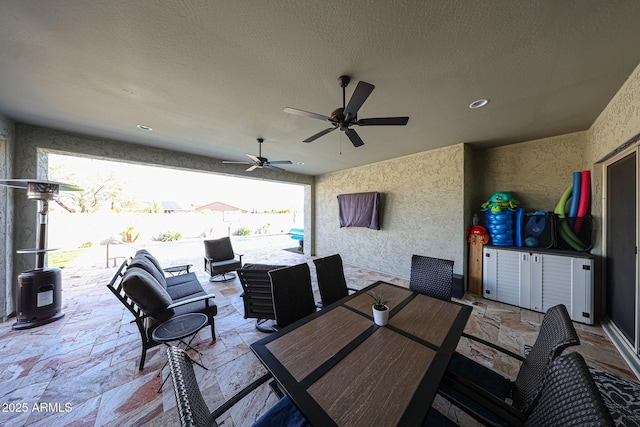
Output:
left=0, top=236, right=636, bottom=426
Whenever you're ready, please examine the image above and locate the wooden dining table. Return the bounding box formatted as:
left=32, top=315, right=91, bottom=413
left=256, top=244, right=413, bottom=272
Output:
left=250, top=280, right=472, bottom=426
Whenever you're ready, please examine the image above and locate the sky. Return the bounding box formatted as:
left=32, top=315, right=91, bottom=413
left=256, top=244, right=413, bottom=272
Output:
left=48, top=154, right=304, bottom=212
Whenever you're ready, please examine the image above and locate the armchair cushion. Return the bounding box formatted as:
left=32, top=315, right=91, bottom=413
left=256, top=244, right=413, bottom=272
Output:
left=205, top=237, right=235, bottom=261
left=210, top=258, right=242, bottom=269
left=122, top=267, right=174, bottom=321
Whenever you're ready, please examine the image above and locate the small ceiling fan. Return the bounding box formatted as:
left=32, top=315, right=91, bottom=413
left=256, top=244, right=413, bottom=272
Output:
left=284, top=75, right=409, bottom=147
left=222, top=138, right=292, bottom=172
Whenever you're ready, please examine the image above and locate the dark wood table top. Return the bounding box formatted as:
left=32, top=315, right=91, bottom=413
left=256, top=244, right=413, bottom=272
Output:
left=251, top=281, right=472, bottom=426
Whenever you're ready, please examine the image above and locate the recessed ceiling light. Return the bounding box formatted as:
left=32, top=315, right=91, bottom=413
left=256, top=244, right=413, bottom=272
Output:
left=469, top=98, right=490, bottom=109
left=297, top=162, right=305, bottom=165
left=137, top=124, right=153, bottom=131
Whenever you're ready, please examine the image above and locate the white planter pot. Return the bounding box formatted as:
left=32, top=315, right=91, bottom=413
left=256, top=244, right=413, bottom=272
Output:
left=372, top=305, right=389, bottom=326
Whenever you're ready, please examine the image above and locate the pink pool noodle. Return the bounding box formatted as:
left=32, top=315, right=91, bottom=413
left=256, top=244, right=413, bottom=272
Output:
left=574, top=170, right=591, bottom=233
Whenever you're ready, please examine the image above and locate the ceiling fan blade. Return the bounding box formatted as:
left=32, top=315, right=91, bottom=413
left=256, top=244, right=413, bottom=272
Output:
left=284, top=107, right=333, bottom=122
left=345, top=128, right=365, bottom=147
left=246, top=165, right=259, bottom=172
left=247, top=154, right=261, bottom=163
left=303, top=126, right=337, bottom=143
left=356, top=117, right=410, bottom=126
left=266, top=164, right=285, bottom=172
left=267, top=160, right=293, bottom=165
left=222, top=161, right=252, bottom=165
left=344, top=81, right=375, bottom=117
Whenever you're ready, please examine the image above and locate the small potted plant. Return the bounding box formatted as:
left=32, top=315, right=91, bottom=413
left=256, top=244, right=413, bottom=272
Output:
left=368, top=291, right=391, bottom=326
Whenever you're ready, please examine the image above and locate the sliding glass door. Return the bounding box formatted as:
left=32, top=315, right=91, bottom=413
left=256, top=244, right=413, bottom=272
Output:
left=605, top=149, right=637, bottom=351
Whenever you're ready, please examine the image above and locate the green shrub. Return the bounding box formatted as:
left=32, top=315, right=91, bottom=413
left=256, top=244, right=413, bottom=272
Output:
left=236, top=226, right=251, bottom=236
left=156, top=231, right=182, bottom=242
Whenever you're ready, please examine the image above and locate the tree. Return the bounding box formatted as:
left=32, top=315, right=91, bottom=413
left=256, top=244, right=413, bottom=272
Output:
left=49, top=158, right=130, bottom=213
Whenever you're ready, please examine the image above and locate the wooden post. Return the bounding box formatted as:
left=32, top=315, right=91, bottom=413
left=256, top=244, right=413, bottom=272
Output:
left=468, top=235, right=484, bottom=295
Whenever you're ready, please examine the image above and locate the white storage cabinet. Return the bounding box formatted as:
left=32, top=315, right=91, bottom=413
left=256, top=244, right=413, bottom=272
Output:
left=483, top=246, right=594, bottom=324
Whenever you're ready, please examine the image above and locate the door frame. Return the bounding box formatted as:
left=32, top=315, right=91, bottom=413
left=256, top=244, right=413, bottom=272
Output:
left=602, top=142, right=640, bottom=371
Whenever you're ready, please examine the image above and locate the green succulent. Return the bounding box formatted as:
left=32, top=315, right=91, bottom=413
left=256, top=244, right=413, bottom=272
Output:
left=368, top=291, right=391, bottom=311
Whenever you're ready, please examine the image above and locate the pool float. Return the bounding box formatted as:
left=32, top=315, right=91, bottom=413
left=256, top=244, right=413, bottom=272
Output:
left=574, top=170, right=591, bottom=233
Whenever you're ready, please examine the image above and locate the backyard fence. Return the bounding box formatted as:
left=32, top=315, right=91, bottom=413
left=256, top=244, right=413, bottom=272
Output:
left=48, top=210, right=302, bottom=249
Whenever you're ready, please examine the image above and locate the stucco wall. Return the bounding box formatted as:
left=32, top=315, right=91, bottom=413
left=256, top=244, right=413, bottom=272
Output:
left=315, top=144, right=465, bottom=278
left=585, top=63, right=640, bottom=315
left=0, top=115, right=15, bottom=319
left=587, top=62, right=640, bottom=258
left=475, top=131, right=588, bottom=214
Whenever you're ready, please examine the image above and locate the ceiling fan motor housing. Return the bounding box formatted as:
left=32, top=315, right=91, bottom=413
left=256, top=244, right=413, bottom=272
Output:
left=283, top=74, right=409, bottom=146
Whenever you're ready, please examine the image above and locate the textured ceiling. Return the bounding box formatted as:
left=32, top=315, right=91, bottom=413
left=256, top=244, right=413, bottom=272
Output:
left=1, top=1, right=640, bottom=176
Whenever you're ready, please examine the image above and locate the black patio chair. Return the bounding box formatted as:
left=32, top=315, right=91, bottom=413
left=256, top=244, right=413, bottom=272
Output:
left=203, top=237, right=243, bottom=282
left=409, top=254, right=454, bottom=301
left=525, top=352, right=614, bottom=426
left=313, top=254, right=357, bottom=308
left=167, top=346, right=311, bottom=427
left=268, top=263, right=317, bottom=328
left=238, top=264, right=287, bottom=333
left=439, top=304, right=580, bottom=426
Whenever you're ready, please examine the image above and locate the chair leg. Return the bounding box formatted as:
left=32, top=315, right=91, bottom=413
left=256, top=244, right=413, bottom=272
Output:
left=255, top=318, right=278, bottom=333
left=269, top=380, right=285, bottom=399
left=139, top=347, right=147, bottom=371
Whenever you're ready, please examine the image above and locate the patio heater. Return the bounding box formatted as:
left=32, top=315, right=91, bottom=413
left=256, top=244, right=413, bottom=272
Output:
left=0, top=179, right=82, bottom=330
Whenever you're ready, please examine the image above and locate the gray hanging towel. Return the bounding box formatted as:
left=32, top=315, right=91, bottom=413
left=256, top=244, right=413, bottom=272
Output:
left=337, top=192, right=380, bottom=229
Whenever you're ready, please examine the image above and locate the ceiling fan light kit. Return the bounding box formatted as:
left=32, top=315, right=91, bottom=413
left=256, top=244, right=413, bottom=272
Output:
left=284, top=75, right=409, bottom=147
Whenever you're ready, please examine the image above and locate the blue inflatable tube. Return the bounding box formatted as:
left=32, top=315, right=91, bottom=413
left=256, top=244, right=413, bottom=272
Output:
left=568, top=172, right=581, bottom=226
left=515, top=207, right=524, bottom=247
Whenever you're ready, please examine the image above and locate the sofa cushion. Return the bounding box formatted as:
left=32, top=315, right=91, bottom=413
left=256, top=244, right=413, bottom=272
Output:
left=166, top=273, right=198, bottom=288
left=129, top=255, right=167, bottom=288
left=122, top=267, right=174, bottom=321
left=165, top=273, right=206, bottom=300
left=135, top=249, right=166, bottom=275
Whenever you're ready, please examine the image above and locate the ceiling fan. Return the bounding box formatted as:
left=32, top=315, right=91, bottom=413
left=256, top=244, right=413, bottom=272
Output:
left=284, top=75, right=409, bottom=147
left=222, top=138, right=292, bottom=172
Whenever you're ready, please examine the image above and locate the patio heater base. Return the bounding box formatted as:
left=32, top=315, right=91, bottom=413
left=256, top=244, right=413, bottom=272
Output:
left=13, top=268, right=65, bottom=330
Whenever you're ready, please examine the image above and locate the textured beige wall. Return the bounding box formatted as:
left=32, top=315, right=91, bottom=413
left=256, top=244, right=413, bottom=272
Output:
left=315, top=144, right=465, bottom=278
left=587, top=63, right=640, bottom=258
left=0, top=115, right=16, bottom=319
left=476, top=132, right=588, bottom=214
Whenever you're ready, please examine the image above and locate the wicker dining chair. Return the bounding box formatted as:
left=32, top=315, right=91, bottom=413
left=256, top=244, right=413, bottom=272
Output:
left=313, top=254, right=357, bottom=307
left=409, top=254, right=454, bottom=301
left=525, top=352, right=614, bottom=426
left=167, top=346, right=310, bottom=427
left=269, top=263, right=317, bottom=328
left=440, top=304, right=580, bottom=426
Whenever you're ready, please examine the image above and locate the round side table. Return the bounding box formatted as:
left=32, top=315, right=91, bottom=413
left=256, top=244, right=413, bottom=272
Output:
left=152, top=312, right=209, bottom=392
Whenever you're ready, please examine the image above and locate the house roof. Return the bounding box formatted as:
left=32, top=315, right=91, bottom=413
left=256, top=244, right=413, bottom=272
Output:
left=196, top=201, right=248, bottom=213
left=1, top=2, right=639, bottom=176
